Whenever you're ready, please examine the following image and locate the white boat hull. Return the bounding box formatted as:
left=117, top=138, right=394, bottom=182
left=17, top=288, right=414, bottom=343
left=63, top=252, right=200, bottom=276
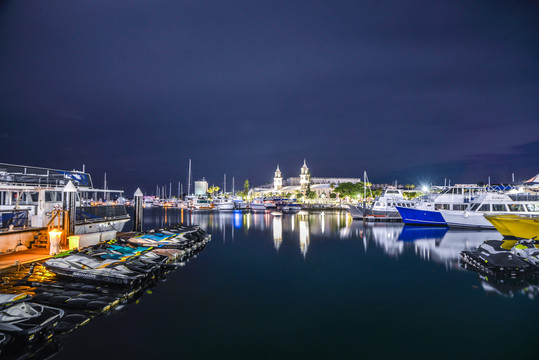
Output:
left=440, top=211, right=494, bottom=229
left=216, top=204, right=234, bottom=211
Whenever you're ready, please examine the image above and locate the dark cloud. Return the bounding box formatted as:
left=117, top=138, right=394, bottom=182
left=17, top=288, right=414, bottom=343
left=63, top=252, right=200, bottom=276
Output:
left=1, top=0, right=538, bottom=195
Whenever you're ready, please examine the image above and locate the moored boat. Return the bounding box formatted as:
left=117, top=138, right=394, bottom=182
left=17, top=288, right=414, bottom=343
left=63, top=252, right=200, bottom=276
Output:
left=484, top=214, right=539, bottom=239
left=440, top=192, right=539, bottom=229
left=212, top=197, right=234, bottom=211
left=348, top=188, right=417, bottom=221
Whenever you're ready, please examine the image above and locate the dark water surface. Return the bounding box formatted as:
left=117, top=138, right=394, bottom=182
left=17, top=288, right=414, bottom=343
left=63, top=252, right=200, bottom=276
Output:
left=53, top=208, right=538, bottom=359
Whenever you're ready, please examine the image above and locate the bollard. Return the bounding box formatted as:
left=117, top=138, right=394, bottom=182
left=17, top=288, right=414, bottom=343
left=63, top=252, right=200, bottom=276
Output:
left=133, top=188, right=143, bottom=232
left=63, top=181, right=77, bottom=237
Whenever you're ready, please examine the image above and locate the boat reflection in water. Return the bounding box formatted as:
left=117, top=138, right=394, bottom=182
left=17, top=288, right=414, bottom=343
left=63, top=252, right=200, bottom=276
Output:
left=187, top=210, right=351, bottom=257
left=479, top=275, right=539, bottom=300
left=151, top=209, right=502, bottom=270
left=363, top=223, right=503, bottom=270
left=143, top=208, right=535, bottom=299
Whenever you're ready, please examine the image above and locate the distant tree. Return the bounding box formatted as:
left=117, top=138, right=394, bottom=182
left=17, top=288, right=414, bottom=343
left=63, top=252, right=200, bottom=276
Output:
left=330, top=193, right=337, bottom=199
left=307, top=190, right=317, bottom=199
left=207, top=186, right=220, bottom=197
left=243, top=179, right=250, bottom=194
left=333, top=182, right=364, bottom=198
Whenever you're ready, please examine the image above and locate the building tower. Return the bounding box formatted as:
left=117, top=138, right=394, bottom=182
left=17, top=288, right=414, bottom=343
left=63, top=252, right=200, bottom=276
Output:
left=274, top=165, right=283, bottom=191
left=300, top=159, right=310, bottom=191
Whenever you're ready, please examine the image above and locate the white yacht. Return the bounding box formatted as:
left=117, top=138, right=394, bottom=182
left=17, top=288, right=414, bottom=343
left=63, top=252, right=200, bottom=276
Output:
left=212, top=197, right=234, bottom=211
left=249, top=198, right=267, bottom=211
left=232, top=197, right=248, bottom=210
left=348, top=188, right=418, bottom=220
left=440, top=192, right=539, bottom=229
left=187, top=196, right=213, bottom=211
left=0, top=163, right=130, bottom=252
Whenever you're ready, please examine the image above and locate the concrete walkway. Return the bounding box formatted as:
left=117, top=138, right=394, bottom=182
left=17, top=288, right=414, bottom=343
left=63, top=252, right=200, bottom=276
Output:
left=0, top=248, right=50, bottom=272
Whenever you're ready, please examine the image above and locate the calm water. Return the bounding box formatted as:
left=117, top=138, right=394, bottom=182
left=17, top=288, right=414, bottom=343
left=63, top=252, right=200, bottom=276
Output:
left=52, top=208, right=538, bottom=359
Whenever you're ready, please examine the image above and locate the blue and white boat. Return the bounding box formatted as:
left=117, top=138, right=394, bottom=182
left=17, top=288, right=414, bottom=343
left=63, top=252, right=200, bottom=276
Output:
left=395, top=185, right=481, bottom=226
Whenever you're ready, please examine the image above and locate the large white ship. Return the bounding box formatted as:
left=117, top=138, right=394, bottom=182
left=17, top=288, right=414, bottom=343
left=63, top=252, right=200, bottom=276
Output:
left=0, top=163, right=130, bottom=252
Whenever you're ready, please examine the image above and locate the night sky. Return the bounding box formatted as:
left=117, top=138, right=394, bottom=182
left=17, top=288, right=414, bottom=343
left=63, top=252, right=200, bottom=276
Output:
left=1, top=0, right=538, bottom=195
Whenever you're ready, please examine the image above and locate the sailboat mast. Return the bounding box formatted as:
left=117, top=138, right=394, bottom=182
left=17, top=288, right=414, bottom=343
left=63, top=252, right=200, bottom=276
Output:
left=187, top=159, right=192, bottom=196
left=224, top=174, right=226, bottom=194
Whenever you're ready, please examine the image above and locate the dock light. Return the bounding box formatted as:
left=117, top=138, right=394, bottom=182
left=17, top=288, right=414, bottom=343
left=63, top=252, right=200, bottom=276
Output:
left=421, top=185, right=429, bottom=193
left=68, top=235, right=80, bottom=250
left=48, top=229, right=62, bottom=255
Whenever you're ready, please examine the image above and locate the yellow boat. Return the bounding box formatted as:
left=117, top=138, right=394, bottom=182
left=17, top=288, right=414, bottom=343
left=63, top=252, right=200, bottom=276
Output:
left=484, top=214, right=539, bottom=239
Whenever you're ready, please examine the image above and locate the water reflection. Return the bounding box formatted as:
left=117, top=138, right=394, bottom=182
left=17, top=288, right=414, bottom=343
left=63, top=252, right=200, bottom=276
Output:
left=363, top=223, right=503, bottom=270
left=273, top=216, right=282, bottom=251
left=185, top=210, right=351, bottom=257
left=143, top=209, right=502, bottom=271
left=299, top=219, right=309, bottom=257
left=139, top=209, right=534, bottom=299
left=479, top=275, right=539, bottom=300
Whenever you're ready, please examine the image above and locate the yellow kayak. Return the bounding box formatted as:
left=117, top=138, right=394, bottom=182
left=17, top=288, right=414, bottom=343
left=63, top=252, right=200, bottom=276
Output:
left=484, top=214, right=539, bottom=239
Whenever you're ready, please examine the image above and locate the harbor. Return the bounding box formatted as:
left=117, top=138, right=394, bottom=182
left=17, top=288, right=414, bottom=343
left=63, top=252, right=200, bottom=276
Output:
left=2, top=207, right=536, bottom=359
left=1, top=162, right=539, bottom=358
left=2, top=0, right=539, bottom=358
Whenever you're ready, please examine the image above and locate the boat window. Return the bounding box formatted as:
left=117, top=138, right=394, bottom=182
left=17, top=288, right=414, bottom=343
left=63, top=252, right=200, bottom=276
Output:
left=470, top=203, right=481, bottom=211
left=478, top=204, right=490, bottom=212
left=453, top=204, right=467, bottom=211
left=492, top=204, right=506, bottom=212
left=45, top=191, right=62, bottom=202
left=374, top=202, right=380, bottom=206
left=435, top=204, right=450, bottom=210
left=508, top=204, right=525, bottom=212
left=525, top=204, right=539, bottom=212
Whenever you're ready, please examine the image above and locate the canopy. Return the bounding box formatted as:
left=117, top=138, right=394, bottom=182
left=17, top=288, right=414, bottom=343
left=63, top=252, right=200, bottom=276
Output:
left=524, top=174, right=539, bottom=184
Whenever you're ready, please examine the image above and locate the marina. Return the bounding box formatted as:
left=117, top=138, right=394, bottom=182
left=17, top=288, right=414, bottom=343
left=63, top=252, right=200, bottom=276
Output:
left=1, top=0, right=538, bottom=358
left=2, top=169, right=539, bottom=357
left=2, top=208, right=534, bottom=359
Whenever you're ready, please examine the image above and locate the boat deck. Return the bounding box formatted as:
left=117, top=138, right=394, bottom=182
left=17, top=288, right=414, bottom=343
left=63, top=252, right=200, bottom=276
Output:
left=0, top=248, right=50, bottom=272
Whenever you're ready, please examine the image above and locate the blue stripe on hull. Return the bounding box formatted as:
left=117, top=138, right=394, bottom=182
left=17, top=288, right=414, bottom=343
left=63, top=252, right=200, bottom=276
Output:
left=395, top=206, right=447, bottom=226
